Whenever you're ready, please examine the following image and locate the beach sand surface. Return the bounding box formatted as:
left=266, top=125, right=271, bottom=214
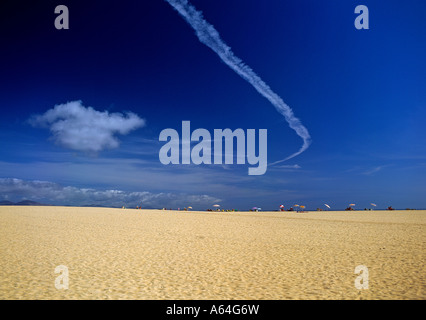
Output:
left=0, top=206, right=424, bottom=300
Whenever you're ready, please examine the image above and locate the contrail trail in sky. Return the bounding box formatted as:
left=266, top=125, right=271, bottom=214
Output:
left=165, top=0, right=311, bottom=163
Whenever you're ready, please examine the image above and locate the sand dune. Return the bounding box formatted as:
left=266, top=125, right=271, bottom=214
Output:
left=0, top=206, right=424, bottom=299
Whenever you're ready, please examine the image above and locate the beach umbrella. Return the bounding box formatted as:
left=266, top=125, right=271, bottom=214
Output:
left=252, top=207, right=258, bottom=210
left=258, top=208, right=262, bottom=211
left=349, top=204, right=355, bottom=207
left=300, top=205, right=305, bottom=209
left=294, top=204, right=299, bottom=207
left=279, top=205, right=284, bottom=208
left=213, top=204, right=220, bottom=207
left=324, top=204, right=331, bottom=209
left=187, top=206, right=192, bottom=209
left=370, top=203, right=377, bottom=207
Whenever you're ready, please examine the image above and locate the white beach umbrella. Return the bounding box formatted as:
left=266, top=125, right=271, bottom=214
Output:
left=370, top=203, right=377, bottom=207
left=324, top=204, right=330, bottom=209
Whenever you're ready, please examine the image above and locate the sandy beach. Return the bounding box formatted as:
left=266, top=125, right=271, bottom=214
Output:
left=0, top=206, right=424, bottom=300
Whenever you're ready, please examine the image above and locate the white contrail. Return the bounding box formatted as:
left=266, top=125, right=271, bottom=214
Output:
left=165, top=0, right=311, bottom=163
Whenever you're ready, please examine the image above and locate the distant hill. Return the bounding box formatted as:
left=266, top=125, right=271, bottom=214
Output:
left=0, top=200, right=15, bottom=206
left=0, top=200, right=48, bottom=206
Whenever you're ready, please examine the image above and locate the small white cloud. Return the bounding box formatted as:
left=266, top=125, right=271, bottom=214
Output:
left=29, top=101, right=145, bottom=152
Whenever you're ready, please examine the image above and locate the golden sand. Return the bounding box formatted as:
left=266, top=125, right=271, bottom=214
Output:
left=0, top=206, right=424, bottom=300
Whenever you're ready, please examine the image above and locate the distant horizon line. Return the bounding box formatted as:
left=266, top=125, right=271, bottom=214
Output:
left=0, top=200, right=423, bottom=212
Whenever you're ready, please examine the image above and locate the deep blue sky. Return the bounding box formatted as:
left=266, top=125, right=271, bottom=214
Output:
left=0, top=0, right=425, bottom=210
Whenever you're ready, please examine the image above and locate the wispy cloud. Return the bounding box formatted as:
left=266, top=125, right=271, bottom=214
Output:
left=362, top=166, right=385, bottom=175
left=0, top=178, right=220, bottom=209
left=29, top=101, right=145, bottom=153
left=343, top=164, right=390, bottom=176
left=270, top=164, right=301, bottom=170
left=165, top=0, right=311, bottom=163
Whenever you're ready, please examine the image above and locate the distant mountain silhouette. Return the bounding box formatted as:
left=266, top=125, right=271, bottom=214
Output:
left=0, top=200, right=48, bottom=206
left=0, top=200, right=15, bottom=206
